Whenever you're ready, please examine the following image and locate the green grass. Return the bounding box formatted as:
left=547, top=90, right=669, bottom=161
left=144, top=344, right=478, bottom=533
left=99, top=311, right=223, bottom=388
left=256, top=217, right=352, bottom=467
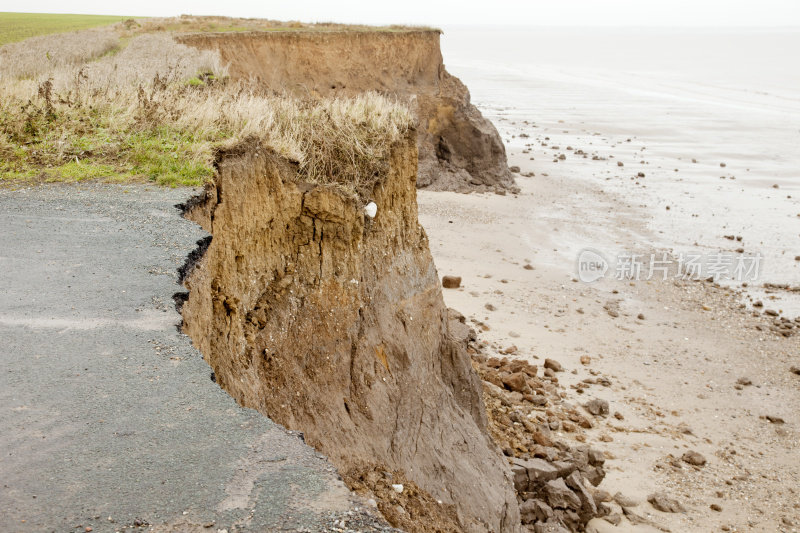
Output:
left=0, top=12, right=128, bottom=46
left=0, top=103, right=220, bottom=188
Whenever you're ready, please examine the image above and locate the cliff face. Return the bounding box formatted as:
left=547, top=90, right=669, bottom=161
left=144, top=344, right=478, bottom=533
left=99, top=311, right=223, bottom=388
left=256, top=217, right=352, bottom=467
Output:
left=177, top=31, right=517, bottom=193
left=180, top=135, right=520, bottom=531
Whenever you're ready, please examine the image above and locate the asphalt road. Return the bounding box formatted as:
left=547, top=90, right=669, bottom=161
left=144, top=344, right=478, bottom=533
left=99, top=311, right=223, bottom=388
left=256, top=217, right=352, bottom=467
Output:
left=0, top=184, right=391, bottom=533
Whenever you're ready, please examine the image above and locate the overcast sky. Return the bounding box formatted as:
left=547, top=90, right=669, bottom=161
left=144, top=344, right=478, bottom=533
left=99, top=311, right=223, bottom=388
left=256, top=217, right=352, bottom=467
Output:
left=7, top=0, right=800, bottom=27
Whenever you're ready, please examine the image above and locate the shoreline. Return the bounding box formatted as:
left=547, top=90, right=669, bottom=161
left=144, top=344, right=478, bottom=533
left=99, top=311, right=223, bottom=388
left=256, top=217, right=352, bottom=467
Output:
left=440, top=26, right=800, bottom=317
left=418, top=143, right=800, bottom=531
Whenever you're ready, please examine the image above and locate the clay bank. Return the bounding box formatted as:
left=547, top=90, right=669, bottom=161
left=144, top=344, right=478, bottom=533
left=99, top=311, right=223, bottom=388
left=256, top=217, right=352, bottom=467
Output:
left=178, top=133, right=519, bottom=532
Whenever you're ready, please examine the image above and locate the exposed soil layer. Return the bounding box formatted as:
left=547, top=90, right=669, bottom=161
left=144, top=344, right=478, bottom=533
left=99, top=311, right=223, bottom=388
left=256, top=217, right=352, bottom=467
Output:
left=177, top=30, right=517, bottom=193
left=179, top=135, right=520, bottom=532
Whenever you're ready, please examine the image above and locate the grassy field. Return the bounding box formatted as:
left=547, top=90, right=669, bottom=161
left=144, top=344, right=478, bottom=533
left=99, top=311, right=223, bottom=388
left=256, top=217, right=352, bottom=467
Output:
left=0, top=12, right=128, bottom=46
left=0, top=14, right=413, bottom=192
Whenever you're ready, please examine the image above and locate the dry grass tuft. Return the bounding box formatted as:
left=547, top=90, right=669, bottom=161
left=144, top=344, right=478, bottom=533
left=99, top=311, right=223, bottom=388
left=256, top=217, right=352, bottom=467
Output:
left=0, top=28, right=120, bottom=80
left=0, top=26, right=413, bottom=196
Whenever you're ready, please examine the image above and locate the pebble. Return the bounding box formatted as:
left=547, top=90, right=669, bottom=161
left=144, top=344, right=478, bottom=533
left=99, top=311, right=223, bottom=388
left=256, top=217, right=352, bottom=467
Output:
left=647, top=492, right=686, bottom=513
left=710, top=503, right=723, bottom=512
left=544, top=358, right=563, bottom=372
left=391, top=483, right=404, bottom=494
left=765, top=415, right=785, bottom=424
left=585, top=398, right=609, bottom=416
left=681, top=450, right=707, bottom=466
left=442, top=275, right=461, bottom=289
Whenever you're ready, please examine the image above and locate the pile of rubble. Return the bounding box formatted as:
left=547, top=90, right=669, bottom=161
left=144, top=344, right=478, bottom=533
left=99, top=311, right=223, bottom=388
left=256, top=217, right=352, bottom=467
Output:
left=342, top=465, right=461, bottom=533
left=470, top=349, right=611, bottom=532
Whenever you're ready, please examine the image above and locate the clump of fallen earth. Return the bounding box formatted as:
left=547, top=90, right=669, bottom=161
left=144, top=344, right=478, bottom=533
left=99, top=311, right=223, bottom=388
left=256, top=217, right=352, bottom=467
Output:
left=342, top=465, right=461, bottom=532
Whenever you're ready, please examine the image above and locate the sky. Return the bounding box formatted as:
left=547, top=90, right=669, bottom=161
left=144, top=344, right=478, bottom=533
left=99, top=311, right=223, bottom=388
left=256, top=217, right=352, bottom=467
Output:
left=3, top=0, right=800, bottom=27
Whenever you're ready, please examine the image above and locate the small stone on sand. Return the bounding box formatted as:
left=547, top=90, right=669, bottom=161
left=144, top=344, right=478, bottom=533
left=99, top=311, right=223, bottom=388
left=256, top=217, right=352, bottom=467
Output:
left=442, top=276, right=461, bottom=289
left=681, top=450, right=707, bottom=466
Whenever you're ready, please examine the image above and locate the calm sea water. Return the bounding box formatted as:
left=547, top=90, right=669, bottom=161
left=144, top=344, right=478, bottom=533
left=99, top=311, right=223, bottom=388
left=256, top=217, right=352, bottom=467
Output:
left=441, top=27, right=800, bottom=308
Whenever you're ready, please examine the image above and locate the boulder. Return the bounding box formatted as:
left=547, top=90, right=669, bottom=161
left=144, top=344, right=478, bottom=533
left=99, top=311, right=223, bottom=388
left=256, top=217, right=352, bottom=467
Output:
left=648, top=492, right=686, bottom=513
left=585, top=398, right=609, bottom=416
left=543, top=478, right=582, bottom=510
left=520, top=499, right=554, bottom=524
left=502, top=371, right=531, bottom=394
left=565, top=471, right=598, bottom=520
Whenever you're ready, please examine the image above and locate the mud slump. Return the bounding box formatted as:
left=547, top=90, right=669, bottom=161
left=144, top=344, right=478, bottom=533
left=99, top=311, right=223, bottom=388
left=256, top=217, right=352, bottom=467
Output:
left=179, top=134, right=520, bottom=532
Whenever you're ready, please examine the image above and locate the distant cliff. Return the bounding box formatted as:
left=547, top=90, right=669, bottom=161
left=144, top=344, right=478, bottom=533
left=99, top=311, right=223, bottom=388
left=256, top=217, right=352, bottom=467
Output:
left=178, top=30, right=517, bottom=193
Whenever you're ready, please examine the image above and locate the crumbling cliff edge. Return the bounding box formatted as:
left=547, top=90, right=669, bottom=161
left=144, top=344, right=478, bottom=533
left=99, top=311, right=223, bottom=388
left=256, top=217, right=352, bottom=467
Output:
left=179, top=134, right=520, bottom=532
left=178, top=30, right=517, bottom=194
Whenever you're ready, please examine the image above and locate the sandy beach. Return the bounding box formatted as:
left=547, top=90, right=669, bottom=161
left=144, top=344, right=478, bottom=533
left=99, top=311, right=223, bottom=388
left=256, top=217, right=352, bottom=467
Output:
left=417, top=26, right=800, bottom=532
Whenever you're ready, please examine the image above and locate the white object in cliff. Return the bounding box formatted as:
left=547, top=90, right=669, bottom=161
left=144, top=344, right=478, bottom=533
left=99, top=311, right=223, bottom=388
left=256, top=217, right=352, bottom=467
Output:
left=391, top=483, right=404, bottom=494
left=364, top=202, right=377, bottom=219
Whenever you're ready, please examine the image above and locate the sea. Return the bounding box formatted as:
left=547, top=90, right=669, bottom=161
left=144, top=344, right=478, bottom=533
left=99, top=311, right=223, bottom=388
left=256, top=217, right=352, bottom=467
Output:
left=441, top=26, right=800, bottom=313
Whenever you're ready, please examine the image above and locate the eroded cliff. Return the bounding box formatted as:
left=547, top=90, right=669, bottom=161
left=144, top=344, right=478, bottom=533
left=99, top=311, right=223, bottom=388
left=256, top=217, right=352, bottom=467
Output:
left=180, top=134, right=520, bottom=531
left=177, top=30, right=517, bottom=193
